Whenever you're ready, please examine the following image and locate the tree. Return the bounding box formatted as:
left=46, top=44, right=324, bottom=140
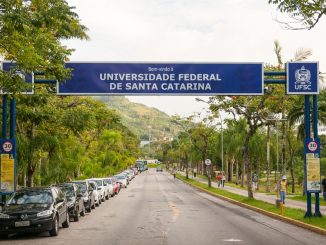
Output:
left=268, top=0, right=326, bottom=29
left=0, top=0, right=88, bottom=93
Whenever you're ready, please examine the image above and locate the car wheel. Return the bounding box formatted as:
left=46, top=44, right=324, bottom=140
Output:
left=87, top=201, right=92, bottom=212
left=74, top=207, right=79, bottom=222
left=91, top=201, right=96, bottom=209
left=106, top=194, right=109, bottom=200
left=49, top=216, right=59, bottom=236
left=80, top=205, right=86, bottom=216
left=62, top=211, right=70, bottom=228
left=99, top=199, right=101, bottom=205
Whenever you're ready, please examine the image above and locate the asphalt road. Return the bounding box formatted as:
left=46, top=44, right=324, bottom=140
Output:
left=1, top=169, right=325, bottom=245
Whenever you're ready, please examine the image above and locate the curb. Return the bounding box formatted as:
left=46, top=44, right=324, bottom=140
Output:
left=178, top=176, right=326, bottom=236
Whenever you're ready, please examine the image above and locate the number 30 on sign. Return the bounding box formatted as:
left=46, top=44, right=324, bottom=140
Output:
left=2, top=141, right=13, bottom=152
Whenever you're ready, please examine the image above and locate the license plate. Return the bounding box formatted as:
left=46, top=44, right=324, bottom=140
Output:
left=15, top=221, right=30, bottom=227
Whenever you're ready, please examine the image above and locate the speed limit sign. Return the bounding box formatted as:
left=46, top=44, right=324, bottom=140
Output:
left=307, top=141, right=318, bottom=152
left=205, top=159, right=212, bottom=166
left=2, top=141, right=13, bottom=152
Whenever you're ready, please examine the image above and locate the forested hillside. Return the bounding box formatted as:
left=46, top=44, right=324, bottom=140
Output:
left=94, top=96, right=181, bottom=141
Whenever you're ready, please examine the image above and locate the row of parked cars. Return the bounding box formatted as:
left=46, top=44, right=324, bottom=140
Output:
left=0, top=168, right=139, bottom=238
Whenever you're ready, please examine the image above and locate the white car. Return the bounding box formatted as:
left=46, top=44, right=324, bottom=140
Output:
left=104, top=178, right=114, bottom=197
left=89, top=178, right=108, bottom=201
left=115, top=175, right=128, bottom=188
left=87, top=180, right=101, bottom=207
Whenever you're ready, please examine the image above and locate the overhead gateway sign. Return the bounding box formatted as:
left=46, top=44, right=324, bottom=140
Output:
left=57, top=62, right=263, bottom=95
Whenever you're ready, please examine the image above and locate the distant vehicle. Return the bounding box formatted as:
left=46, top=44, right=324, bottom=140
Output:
left=72, top=180, right=96, bottom=212
left=156, top=165, right=163, bottom=172
left=88, top=180, right=101, bottom=207
left=58, top=183, right=85, bottom=222
left=115, top=175, right=128, bottom=188
left=0, top=186, right=70, bottom=238
left=136, top=159, right=148, bottom=172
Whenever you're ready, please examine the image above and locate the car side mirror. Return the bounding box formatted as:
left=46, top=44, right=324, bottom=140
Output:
left=98, top=187, right=102, bottom=190
left=77, top=193, right=83, bottom=198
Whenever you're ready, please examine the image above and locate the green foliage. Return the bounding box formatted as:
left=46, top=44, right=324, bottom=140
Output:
left=15, top=95, right=140, bottom=186
left=269, top=0, right=326, bottom=29
left=0, top=0, right=88, bottom=93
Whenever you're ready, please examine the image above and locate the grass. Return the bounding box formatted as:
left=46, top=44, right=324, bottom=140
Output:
left=288, top=195, right=326, bottom=206
left=177, top=174, right=326, bottom=230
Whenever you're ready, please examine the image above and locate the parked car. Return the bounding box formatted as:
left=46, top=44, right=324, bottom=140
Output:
left=72, top=180, right=96, bottom=212
left=89, top=178, right=108, bottom=202
left=58, top=183, right=85, bottom=222
left=110, top=176, right=120, bottom=195
left=131, top=167, right=139, bottom=175
left=0, top=186, right=69, bottom=238
left=87, top=180, right=101, bottom=207
left=115, top=175, right=128, bottom=188
left=121, top=172, right=131, bottom=183
left=103, top=178, right=114, bottom=197
left=156, top=165, right=163, bottom=172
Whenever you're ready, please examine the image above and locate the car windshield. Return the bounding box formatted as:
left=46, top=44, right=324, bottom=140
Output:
left=116, top=175, right=125, bottom=180
left=8, top=190, right=53, bottom=205
left=105, top=179, right=112, bottom=184
left=75, top=183, right=87, bottom=193
left=94, top=180, right=102, bottom=186
left=60, top=186, right=75, bottom=197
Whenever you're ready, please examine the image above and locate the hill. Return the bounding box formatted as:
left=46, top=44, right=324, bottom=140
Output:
left=93, top=96, right=180, bottom=142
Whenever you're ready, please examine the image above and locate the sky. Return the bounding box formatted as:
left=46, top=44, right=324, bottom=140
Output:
left=64, top=0, right=326, bottom=117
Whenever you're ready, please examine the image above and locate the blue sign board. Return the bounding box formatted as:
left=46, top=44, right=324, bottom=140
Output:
left=1, top=61, right=34, bottom=94
left=287, top=62, right=319, bottom=95
left=304, top=138, right=321, bottom=193
left=58, top=62, right=263, bottom=95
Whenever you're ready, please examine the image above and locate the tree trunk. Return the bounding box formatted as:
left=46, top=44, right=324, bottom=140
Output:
left=266, top=124, right=271, bottom=192
left=244, top=133, right=253, bottom=198
left=26, top=167, right=35, bottom=187
left=257, top=158, right=260, bottom=191
left=241, top=160, right=245, bottom=187
left=290, top=154, right=295, bottom=193
left=236, top=159, right=239, bottom=185
left=229, top=159, right=234, bottom=182
left=281, top=120, right=286, bottom=176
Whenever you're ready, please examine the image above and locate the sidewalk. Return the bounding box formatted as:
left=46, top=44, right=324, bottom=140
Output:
left=179, top=171, right=326, bottom=216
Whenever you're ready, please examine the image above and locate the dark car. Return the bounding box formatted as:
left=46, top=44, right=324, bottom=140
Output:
left=72, top=180, right=96, bottom=212
left=0, top=186, right=69, bottom=238
left=58, top=183, right=85, bottom=222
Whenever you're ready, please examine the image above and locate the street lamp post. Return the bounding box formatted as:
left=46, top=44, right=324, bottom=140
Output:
left=266, top=117, right=287, bottom=183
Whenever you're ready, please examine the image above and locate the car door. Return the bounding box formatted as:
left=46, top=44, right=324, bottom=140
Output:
left=55, top=188, right=67, bottom=223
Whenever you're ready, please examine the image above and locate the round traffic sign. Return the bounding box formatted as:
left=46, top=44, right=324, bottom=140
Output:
left=307, top=141, right=318, bottom=152
left=205, top=159, right=211, bottom=166
left=2, top=141, right=13, bottom=152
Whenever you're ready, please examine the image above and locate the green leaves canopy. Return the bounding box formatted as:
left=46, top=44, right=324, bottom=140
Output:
left=0, top=0, right=88, bottom=93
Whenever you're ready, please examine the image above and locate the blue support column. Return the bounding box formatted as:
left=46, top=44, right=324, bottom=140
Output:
left=313, top=95, right=322, bottom=217
left=1, top=95, right=8, bottom=204
left=304, top=95, right=312, bottom=218
left=10, top=98, right=17, bottom=193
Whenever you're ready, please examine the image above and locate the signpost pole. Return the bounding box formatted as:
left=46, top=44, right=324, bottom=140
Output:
left=1, top=95, right=8, bottom=203
left=304, top=95, right=312, bottom=218
left=313, top=95, right=321, bottom=217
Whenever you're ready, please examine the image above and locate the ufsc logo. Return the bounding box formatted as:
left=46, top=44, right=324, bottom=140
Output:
left=295, top=66, right=311, bottom=91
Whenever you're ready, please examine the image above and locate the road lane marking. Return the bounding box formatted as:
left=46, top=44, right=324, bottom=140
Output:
left=223, top=238, right=243, bottom=242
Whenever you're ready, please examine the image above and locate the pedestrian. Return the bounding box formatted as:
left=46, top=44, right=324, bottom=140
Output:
left=216, top=172, right=222, bottom=187
left=322, top=175, right=326, bottom=202
left=193, top=168, right=197, bottom=178
left=221, top=172, right=226, bottom=188
left=280, top=175, right=288, bottom=204
left=172, top=167, right=177, bottom=180
left=252, top=173, right=258, bottom=192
